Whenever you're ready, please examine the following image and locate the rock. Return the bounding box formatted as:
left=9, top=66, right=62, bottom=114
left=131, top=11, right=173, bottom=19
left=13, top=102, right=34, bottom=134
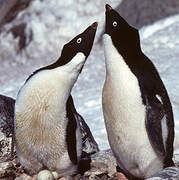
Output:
left=83, top=150, right=116, bottom=179
left=0, top=95, right=15, bottom=161
left=0, top=158, right=24, bottom=179
left=10, top=23, right=32, bottom=52
left=0, top=0, right=178, bottom=153
left=114, top=0, right=179, bottom=29
left=15, top=173, right=31, bottom=180
left=0, top=129, right=13, bottom=162
left=146, top=167, right=179, bottom=180
left=80, top=150, right=179, bottom=179
left=0, top=0, right=31, bottom=28
left=0, top=0, right=18, bottom=26
left=0, top=148, right=179, bottom=179
left=0, top=95, right=15, bottom=137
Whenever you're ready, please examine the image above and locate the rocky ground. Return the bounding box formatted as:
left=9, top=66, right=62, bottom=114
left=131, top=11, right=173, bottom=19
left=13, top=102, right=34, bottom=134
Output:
left=1, top=0, right=179, bottom=179
left=0, top=139, right=179, bottom=180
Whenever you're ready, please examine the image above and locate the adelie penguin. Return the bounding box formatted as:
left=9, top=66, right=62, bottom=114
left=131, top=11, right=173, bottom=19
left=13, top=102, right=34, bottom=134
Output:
left=102, top=4, right=175, bottom=180
left=14, top=22, right=98, bottom=178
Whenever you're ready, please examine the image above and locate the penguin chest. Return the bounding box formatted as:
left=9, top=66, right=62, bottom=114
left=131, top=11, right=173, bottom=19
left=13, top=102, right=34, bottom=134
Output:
left=102, top=74, right=147, bottom=147
left=15, top=72, right=71, bottom=159
left=102, top=70, right=162, bottom=176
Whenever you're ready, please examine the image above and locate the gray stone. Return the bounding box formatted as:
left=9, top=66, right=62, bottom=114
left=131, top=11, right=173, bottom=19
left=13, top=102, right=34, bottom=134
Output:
left=0, top=95, right=15, bottom=137
left=0, top=0, right=31, bottom=28
left=0, top=95, right=15, bottom=161
left=80, top=150, right=179, bottom=179
left=15, top=174, right=31, bottom=180
left=115, top=0, right=179, bottom=29
left=0, top=0, right=18, bottom=26
left=146, top=167, right=179, bottom=180
left=84, top=150, right=116, bottom=179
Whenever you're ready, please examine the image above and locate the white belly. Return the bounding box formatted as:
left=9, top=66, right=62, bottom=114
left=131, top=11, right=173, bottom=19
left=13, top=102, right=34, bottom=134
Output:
left=15, top=70, right=81, bottom=175
left=103, top=75, right=163, bottom=178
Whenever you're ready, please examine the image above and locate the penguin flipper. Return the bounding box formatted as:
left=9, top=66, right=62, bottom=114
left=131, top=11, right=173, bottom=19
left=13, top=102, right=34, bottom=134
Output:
left=66, top=95, right=78, bottom=165
left=66, top=95, right=99, bottom=164
left=145, top=95, right=166, bottom=158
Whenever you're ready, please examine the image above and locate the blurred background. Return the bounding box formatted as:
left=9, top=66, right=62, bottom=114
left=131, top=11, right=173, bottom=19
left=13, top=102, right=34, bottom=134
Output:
left=0, top=0, right=179, bottom=150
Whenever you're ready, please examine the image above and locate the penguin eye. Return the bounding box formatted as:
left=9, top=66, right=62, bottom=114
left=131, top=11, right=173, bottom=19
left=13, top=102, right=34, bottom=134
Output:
left=113, top=21, right=117, bottom=27
left=77, top=38, right=82, bottom=44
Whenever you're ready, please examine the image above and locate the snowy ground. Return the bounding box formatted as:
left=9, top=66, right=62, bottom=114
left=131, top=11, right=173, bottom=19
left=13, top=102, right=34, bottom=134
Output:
left=0, top=0, right=179, bottom=151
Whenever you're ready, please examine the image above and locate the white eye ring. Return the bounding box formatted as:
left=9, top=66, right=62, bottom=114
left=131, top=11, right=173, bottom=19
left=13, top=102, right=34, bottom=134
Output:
left=113, top=21, right=117, bottom=27
left=77, top=38, right=82, bottom=43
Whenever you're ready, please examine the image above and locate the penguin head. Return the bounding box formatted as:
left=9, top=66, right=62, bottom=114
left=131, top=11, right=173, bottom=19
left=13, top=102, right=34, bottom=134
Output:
left=105, top=4, right=141, bottom=57
left=59, top=22, right=98, bottom=67
left=25, top=23, right=98, bottom=83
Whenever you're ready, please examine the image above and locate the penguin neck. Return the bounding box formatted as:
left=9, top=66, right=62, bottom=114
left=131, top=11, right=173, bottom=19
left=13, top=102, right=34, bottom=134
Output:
left=33, top=69, right=76, bottom=108
left=46, top=52, right=86, bottom=102
left=25, top=53, right=86, bottom=110
left=34, top=52, right=86, bottom=87
left=55, top=52, right=86, bottom=77
left=103, top=34, right=124, bottom=77
left=103, top=34, right=140, bottom=77
left=54, top=54, right=72, bottom=67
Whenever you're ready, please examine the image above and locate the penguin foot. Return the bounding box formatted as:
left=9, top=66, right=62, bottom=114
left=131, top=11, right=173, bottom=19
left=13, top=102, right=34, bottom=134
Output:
left=113, top=172, right=128, bottom=180
left=78, top=156, right=91, bottom=175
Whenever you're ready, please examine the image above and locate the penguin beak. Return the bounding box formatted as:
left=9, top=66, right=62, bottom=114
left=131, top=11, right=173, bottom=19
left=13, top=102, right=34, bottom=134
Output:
left=106, top=4, right=113, bottom=12
left=91, top=22, right=98, bottom=30
left=105, top=4, right=113, bottom=35
left=83, top=22, right=98, bottom=34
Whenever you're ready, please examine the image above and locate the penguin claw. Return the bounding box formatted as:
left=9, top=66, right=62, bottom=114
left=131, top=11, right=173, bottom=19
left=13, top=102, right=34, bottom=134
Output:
left=113, top=172, right=128, bottom=180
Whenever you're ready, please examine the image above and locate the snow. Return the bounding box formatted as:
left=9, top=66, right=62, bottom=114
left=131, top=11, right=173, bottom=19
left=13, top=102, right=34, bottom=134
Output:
left=140, top=14, right=179, bottom=40
left=0, top=0, right=179, bottom=151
